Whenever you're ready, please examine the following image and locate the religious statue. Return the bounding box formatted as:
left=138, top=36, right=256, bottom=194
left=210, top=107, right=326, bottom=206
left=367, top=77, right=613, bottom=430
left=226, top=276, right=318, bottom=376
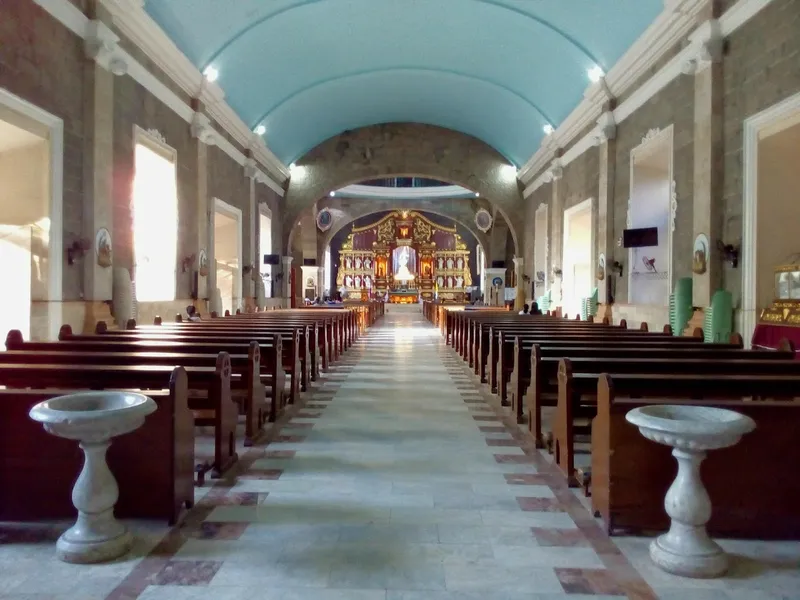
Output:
left=345, top=275, right=353, bottom=287
left=456, top=275, right=464, bottom=288
left=364, top=275, right=372, bottom=288
left=456, top=257, right=463, bottom=270
left=355, top=256, right=362, bottom=269
left=377, top=260, right=386, bottom=277
left=447, top=257, right=454, bottom=269
left=364, top=257, right=372, bottom=269
left=437, top=275, right=444, bottom=288
left=447, top=276, right=454, bottom=288
left=437, top=257, right=444, bottom=270
left=345, top=257, right=352, bottom=269
left=394, top=246, right=415, bottom=284
left=354, top=275, right=362, bottom=288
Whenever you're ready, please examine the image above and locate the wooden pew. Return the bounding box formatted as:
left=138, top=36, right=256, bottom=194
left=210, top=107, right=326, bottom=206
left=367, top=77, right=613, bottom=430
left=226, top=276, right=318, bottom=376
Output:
left=592, top=376, right=800, bottom=539
left=0, top=368, right=193, bottom=525
left=77, top=324, right=302, bottom=406
left=4, top=333, right=281, bottom=444
left=0, top=356, right=237, bottom=480
left=520, top=340, right=787, bottom=444
left=556, top=364, right=800, bottom=488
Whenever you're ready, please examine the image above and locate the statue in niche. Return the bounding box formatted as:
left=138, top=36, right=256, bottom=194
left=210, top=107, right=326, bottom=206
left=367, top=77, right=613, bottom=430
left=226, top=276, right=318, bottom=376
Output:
left=447, top=276, right=454, bottom=288
left=446, top=257, right=454, bottom=269
left=354, top=275, right=362, bottom=288
left=456, top=257, right=463, bottom=270
left=345, top=275, right=353, bottom=287
left=437, top=275, right=444, bottom=288
left=364, top=275, right=372, bottom=288
left=345, top=257, right=352, bottom=269
left=437, top=257, right=444, bottom=270
left=456, top=275, right=464, bottom=288
left=355, top=256, right=362, bottom=270
left=364, top=257, right=372, bottom=270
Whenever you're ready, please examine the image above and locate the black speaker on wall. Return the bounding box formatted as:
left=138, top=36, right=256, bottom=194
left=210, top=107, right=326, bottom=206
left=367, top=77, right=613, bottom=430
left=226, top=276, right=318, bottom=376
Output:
left=263, top=254, right=280, bottom=265
left=491, top=260, right=505, bottom=269
left=303, top=258, right=318, bottom=266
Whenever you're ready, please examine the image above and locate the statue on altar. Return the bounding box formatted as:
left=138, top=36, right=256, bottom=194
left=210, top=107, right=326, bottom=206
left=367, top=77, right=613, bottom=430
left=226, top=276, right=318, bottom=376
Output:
left=393, top=245, right=416, bottom=287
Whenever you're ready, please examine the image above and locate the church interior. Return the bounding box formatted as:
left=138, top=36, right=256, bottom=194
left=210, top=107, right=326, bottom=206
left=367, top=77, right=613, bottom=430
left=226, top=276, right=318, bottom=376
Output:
left=1, top=0, right=800, bottom=598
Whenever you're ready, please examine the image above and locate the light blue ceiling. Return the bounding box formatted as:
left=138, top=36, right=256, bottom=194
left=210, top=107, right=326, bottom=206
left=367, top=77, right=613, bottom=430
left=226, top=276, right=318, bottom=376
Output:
left=145, top=0, right=661, bottom=166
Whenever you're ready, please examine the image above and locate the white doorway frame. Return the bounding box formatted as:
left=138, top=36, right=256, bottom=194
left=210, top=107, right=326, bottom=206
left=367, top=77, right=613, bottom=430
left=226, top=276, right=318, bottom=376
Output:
left=0, top=87, right=64, bottom=339
left=213, top=197, right=243, bottom=312
left=259, top=203, right=273, bottom=298
left=742, top=91, right=800, bottom=347
left=562, top=198, right=595, bottom=318
left=534, top=202, right=549, bottom=296
left=627, top=125, right=674, bottom=306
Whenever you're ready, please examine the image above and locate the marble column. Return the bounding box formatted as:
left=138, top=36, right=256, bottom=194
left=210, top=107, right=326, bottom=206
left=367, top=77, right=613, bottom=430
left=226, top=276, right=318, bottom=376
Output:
left=686, top=17, right=724, bottom=307
left=190, top=109, right=214, bottom=308
left=83, top=16, right=125, bottom=328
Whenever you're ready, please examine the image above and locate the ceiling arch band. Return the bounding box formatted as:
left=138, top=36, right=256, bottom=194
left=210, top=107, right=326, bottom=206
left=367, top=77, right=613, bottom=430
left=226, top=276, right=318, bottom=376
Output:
left=249, top=66, right=557, bottom=134
left=201, top=0, right=604, bottom=72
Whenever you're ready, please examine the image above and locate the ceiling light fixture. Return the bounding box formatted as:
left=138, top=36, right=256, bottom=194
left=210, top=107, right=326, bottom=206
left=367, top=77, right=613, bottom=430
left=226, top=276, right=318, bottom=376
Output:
left=588, top=65, right=605, bottom=83
left=475, top=192, right=480, bottom=197
left=329, top=191, right=336, bottom=197
left=254, top=125, right=266, bottom=136
left=543, top=124, right=555, bottom=136
left=501, top=164, right=518, bottom=179
left=203, top=65, right=219, bottom=83
left=289, top=162, right=297, bottom=171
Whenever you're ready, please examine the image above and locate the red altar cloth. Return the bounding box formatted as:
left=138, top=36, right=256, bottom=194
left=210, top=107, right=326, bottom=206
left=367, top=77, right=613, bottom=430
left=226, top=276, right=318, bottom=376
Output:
left=751, top=323, right=800, bottom=357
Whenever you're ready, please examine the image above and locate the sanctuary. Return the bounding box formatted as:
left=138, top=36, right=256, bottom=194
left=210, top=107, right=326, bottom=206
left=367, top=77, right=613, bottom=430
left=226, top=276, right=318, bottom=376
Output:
left=335, top=211, right=472, bottom=303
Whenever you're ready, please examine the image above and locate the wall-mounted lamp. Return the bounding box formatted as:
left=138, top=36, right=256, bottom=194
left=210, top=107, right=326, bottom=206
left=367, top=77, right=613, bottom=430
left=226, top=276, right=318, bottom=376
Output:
left=552, top=267, right=563, bottom=278
left=522, top=274, right=530, bottom=283
left=611, top=260, right=624, bottom=277
left=535, top=271, right=545, bottom=282
left=66, top=239, right=91, bottom=265
left=716, top=241, right=739, bottom=268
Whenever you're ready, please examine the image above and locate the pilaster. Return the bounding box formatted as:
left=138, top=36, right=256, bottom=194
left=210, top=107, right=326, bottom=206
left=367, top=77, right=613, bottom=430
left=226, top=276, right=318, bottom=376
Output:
left=687, top=14, right=724, bottom=306
left=596, top=111, right=617, bottom=304
left=83, top=8, right=127, bottom=326
left=512, top=257, right=525, bottom=312
left=281, top=255, right=294, bottom=302
left=190, top=105, right=214, bottom=302
left=549, top=159, right=565, bottom=307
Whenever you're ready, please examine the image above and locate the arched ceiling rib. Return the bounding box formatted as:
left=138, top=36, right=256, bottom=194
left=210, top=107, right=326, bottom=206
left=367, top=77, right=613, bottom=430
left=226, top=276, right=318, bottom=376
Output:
left=145, top=0, right=661, bottom=166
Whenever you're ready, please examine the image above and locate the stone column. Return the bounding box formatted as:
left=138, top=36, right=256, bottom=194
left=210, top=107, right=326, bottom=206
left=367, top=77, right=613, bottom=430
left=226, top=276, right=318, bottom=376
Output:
left=190, top=109, right=215, bottom=308
left=549, top=159, right=564, bottom=309
left=281, top=256, right=294, bottom=304
left=595, top=110, right=617, bottom=305
left=242, top=167, right=257, bottom=308
left=685, top=17, right=723, bottom=307
left=512, top=257, right=525, bottom=312
left=83, top=15, right=128, bottom=330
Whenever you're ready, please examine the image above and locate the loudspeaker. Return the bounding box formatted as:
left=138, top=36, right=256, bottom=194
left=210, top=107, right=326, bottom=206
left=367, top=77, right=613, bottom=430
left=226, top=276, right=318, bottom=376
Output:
left=263, top=254, right=280, bottom=265
left=491, top=260, right=505, bottom=268
left=303, top=258, right=317, bottom=266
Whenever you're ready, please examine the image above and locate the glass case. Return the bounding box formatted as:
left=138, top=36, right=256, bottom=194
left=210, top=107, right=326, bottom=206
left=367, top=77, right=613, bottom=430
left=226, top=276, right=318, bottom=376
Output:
left=774, top=265, right=800, bottom=300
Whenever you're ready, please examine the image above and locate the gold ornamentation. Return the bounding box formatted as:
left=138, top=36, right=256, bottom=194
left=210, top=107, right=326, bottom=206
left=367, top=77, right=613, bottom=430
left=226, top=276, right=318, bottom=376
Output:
left=413, top=218, right=432, bottom=243
left=377, top=219, right=395, bottom=243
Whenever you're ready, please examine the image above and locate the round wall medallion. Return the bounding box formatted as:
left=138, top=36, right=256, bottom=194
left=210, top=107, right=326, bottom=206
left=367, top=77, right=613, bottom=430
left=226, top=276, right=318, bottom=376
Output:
left=492, top=276, right=503, bottom=287
left=475, top=209, right=493, bottom=233
left=95, top=227, right=112, bottom=268
left=597, top=253, right=606, bottom=281
left=692, top=233, right=709, bottom=275
left=316, top=209, right=333, bottom=231
left=198, top=249, right=209, bottom=277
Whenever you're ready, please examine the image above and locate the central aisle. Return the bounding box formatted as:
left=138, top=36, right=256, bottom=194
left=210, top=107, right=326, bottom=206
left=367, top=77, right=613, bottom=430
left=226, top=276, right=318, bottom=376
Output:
left=140, top=310, right=632, bottom=599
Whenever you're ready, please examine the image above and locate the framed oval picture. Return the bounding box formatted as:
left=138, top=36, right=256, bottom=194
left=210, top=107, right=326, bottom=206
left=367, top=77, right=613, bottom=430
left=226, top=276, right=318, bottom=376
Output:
left=316, top=208, right=333, bottom=232
left=491, top=276, right=503, bottom=287
left=475, top=209, right=493, bottom=233
left=95, top=227, right=112, bottom=268
left=597, top=253, right=606, bottom=281
left=692, top=234, right=709, bottom=275
left=198, top=249, right=209, bottom=277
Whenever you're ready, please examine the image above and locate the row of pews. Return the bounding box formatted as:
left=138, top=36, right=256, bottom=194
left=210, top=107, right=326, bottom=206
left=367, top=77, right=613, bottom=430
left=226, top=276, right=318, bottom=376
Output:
left=425, top=302, right=800, bottom=540
left=0, top=305, right=379, bottom=527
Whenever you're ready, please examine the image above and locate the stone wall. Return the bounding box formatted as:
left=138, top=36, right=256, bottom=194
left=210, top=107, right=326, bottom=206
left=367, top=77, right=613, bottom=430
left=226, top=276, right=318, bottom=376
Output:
left=562, top=146, right=600, bottom=212
left=721, top=0, right=800, bottom=304
left=0, top=0, right=86, bottom=300
left=612, top=75, right=695, bottom=303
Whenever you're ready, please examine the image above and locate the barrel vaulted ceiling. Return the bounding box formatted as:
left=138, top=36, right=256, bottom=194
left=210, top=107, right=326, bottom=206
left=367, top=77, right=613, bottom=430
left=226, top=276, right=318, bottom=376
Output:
left=145, top=0, right=662, bottom=167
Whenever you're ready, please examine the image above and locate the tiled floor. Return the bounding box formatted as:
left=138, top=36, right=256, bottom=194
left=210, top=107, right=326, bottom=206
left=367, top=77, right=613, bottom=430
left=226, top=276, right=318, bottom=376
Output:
left=1, top=307, right=799, bottom=599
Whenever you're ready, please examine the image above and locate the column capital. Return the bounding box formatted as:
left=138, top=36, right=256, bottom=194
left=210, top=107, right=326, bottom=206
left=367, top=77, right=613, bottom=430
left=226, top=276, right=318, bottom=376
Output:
left=84, top=20, right=128, bottom=76
left=191, top=112, right=217, bottom=146
left=282, top=256, right=294, bottom=267
left=593, top=111, right=617, bottom=146
left=682, top=19, right=723, bottom=75
left=512, top=257, right=524, bottom=269
left=543, top=159, right=563, bottom=183
left=244, top=157, right=270, bottom=185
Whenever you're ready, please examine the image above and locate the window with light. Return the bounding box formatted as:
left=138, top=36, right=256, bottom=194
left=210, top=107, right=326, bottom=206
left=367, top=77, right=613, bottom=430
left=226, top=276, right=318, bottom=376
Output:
left=133, top=142, right=177, bottom=302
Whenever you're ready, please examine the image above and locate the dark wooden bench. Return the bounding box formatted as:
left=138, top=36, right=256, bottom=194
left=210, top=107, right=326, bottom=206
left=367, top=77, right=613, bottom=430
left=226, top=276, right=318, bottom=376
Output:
left=592, top=375, right=800, bottom=539
left=556, top=364, right=800, bottom=488
left=77, top=324, right=302, bottom=406
left=519, top=340, right=787, bottom=444
left=0, top=356, right=237, bottom=481
left=0, top=368, right=193, bottom=525
left=4, top=332, right=282, bottom=444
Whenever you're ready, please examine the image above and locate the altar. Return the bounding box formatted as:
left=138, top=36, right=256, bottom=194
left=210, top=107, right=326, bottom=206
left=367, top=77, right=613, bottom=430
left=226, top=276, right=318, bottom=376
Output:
left=335, top=210, right=472, bottom=303
left=752, top=262, right=800, bottom=356
left=389, top=291, right=418, bottom=304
